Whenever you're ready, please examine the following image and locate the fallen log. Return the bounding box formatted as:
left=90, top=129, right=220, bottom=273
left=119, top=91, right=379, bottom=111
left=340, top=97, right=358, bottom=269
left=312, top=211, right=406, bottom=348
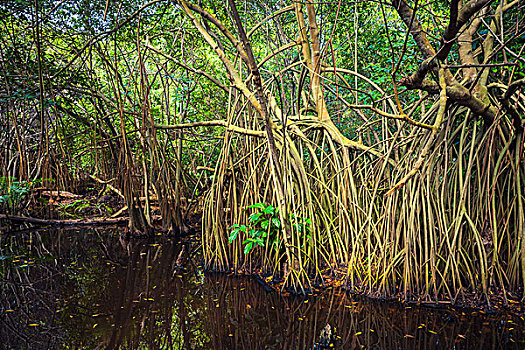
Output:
left=40, top=190, right=82, bottom=199
left=0, top=214, right=161, bottom=227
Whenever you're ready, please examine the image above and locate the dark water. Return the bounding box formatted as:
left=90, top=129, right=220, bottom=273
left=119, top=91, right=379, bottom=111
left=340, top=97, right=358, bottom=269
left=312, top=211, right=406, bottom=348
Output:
left=0, top=228, right=523, bottom=349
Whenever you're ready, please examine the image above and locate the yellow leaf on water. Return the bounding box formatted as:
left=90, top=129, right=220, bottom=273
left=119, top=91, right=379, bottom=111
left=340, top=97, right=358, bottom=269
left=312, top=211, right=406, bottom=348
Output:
left=216, top=304, right=220, bottom=308
left=28, top=323, right=39, bottom=327
left=355, top=332, right=362, bottom=336
left=93, top=324, right=98, bottom=328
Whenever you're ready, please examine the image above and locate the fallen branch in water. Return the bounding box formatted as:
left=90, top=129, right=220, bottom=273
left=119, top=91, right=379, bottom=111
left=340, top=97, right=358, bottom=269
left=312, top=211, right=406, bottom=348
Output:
left=0, top=214, right=161, bottom=227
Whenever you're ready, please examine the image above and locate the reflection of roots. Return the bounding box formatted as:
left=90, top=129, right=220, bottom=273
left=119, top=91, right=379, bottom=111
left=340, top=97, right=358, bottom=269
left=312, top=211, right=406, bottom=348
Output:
left=203, top=103, right=525, bottom=299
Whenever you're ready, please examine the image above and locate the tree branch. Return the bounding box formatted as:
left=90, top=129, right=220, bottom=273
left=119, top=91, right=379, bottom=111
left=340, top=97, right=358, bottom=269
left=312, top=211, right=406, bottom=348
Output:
left=155, top=120, right=265, bottom=137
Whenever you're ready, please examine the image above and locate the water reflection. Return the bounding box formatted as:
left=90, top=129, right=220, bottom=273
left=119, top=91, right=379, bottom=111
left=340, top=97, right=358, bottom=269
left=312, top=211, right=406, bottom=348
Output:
left=1, top=228, right=523, bottom=349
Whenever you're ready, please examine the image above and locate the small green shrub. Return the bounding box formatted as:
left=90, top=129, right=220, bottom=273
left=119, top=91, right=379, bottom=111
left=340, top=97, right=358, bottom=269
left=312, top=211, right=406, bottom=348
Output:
left=57, top=199, right=90, bottom=217
left=228, top=203, right=312, bottom=255
left=229, top=203, right=281, bottom=255
left=0, top=177, right=31, bottom=214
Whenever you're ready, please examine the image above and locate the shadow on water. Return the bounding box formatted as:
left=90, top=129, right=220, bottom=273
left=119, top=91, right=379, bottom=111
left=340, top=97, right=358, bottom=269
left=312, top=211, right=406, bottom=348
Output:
left=0, top=228, right=523, bottom=349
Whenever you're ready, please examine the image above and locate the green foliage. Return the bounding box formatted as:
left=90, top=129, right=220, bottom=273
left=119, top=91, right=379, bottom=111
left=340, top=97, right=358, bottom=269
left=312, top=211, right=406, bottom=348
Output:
left=229, top=203, right=281, bottom=255
left=56, top=199, right=91, bottom=218
left=228, top=203, right=312, bottom=255
left=0, top=177, right=32, bottom=214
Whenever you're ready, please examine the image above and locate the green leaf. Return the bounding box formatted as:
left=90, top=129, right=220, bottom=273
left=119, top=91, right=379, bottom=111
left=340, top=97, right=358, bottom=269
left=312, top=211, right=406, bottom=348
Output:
left=249, top=212, right=262, bottom=223
left=263, top=205, right=275, bottom=215
left=246, top=203, right=265, bottom=210
left=244, top=242, right=253, bottom=255
left=228, top=229, right=239, bottom=243
left=261, top=220, right=269, bottom=230
left=271, top=218, right=281, bottom=228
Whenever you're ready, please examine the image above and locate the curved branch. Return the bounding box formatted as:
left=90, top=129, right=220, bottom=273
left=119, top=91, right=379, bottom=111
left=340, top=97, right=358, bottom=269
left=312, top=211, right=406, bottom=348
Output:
left=247, top=5, right=294, bottom=38
left=391, top=0, right=436, bottom=59
left=386, top=68, right=448, bottom=195
left=182, top=1, right=250, bottom=64
left=144, top=38, right=228, bottom=92
left=346, top=104, right=434, bottom=130
left=51, top=0, right=164, bottom=79
left=437, top=0, right=495, bottom=61
left=155, top=120, right=264, bottom=137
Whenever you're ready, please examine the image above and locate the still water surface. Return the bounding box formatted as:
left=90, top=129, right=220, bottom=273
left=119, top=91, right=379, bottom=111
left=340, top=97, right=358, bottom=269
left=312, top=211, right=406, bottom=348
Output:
left=0, top=228, right=523, bottom=349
